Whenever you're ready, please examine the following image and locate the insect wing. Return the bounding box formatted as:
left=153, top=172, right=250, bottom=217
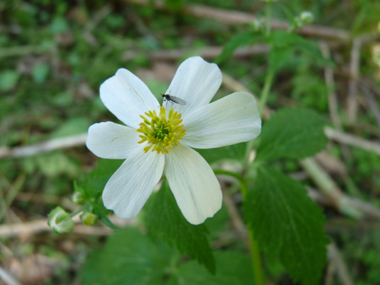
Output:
left=168, top=95, right=186, bottom=105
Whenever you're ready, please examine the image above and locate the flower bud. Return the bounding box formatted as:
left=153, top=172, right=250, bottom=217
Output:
left=251, top=19, right=262, bottom=31
left=80, top=211, right=98, bottom=226
left=72, top=191, right=85, bottom=204
left=48, top=207, right=74, bottom=233
left=300, top=11, right=314, bottom=24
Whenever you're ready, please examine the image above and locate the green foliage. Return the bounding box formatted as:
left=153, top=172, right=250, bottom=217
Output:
left=74, top=159, right=123, bottom=229
left=75, top=159, right=123, bottom=200
left=196, top=142, right=247, bottom=164
left=244, top=166, right=328, bottom=285
left=23, top=152, right=79, bottom=178
left=81, top=227, right=255, bottom=285
left=268, top=30, right=330, bottom=72
left=167, top=252, right=255, bottom=285
left=32, top=63, right=50, bottom=83
left=50, top=117, right=90, bottom=139
left=255, top=108, right=327, bottom=162
left=0, top=70, right=20, bottom=91
left=215, top=31, right=261, bottom=64
left=81, top=227, right=176, bottom=285
left=292, top=73, right=328, bottom=111
left=145, top=182, right=216, bottom=274
left=165, top=0, right=185, bottom=11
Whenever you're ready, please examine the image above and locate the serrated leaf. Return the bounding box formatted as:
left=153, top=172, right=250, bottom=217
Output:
left=145, top=182, right=216, bottom=274
left=195, top=142, right=246, bottom=165
left=215, top=31, right=260, bottom=64
left=80, top=227, right=176, bottom=285
left=255, top=108, right=327, bottom=162
left=244, top=166, right=328, bottom=285
left=167, top=251, right=255, bottom=285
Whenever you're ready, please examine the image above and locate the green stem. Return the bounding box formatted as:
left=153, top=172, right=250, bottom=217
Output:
left=249, top=231, right=265, bottom=285
left=241, top=179, right=265, bottom=285
left=214, top=170, right=265, bottom=285
left=258, top=70, right=274, bottom=116
left=69, top=204, right=90, bottom=218
left=214, top=169, right=245, bottom=183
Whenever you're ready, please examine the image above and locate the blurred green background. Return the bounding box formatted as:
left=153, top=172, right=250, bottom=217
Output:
left=1, top=0, right=380, bottom=284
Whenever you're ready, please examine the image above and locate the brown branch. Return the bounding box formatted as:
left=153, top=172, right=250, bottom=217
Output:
left=327, top=243, right=354, bottom=285
left=361, top=85, right=380, bottom=128
left=347, top=34, right=376, bottom=124
left=300, top=157, right=380, bottom=220
left=0, top=133, right=87, bottom=159
left=0, top=265, right=21, bottom=285
left=123, top=44, right=269, bottom=61
left=0, top=216, right=134, bottom=238
left=320, top=42, right=341, bottom=129
left=325, top=127, right=380, bottom=156
left=221, top=188, right=249, bottom=249
left=126, top=0, right=350, bottom=41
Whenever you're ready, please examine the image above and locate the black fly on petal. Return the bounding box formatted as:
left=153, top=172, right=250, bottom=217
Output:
left=162, top=94, right=187, bottom=105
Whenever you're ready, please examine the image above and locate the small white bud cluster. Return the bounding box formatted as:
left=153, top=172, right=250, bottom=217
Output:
left=294, top=11, right=314, bottom=29
left=251, top=19, right=264, bottom=32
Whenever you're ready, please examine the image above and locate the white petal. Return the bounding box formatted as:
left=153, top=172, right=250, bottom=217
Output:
left=86, top=122, right=140, bottom=159
left=165, top=145, right=222, bottom=225
left=102, top=144, right=165, bottom=219
left=100, top=68, right=160, bottom=129
left=181, top=92, right=261, bottom=149
left=164, top=56, right=222, bottom=118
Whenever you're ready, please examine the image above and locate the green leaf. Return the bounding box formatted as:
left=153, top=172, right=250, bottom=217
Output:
left=0, top=70, right=20, bottom=91
left=244, top=166, right=328, bottom=285
left=167, top=251, right=255, bottom=285
left=268, top=47, right=293, bottom=72
left=78, top=159, right=123, bottom=200
left=268, top=30, right=331, bottom=69
left=195, top=142, right=247, bottom=165
left=255, top=108, right=327, bottom=162
left=92, top=203, right=118, bottom=230
left=215, top=31, right=260, bottom=64
left=80, top=227, right=176, bottom=285
left=50, top=117, right=90, bottom=139
left=165, top=0, right=185, bottom=11
left=32, top=63, right=50, bottom=83
left=145, top=182, right=216, bottom=274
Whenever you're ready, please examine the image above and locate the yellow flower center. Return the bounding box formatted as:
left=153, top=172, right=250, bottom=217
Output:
left=137, top=107, right=186, bottom=154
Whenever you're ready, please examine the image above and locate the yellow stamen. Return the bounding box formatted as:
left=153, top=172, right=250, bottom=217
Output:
left=137, top=107, right=186, bottom=154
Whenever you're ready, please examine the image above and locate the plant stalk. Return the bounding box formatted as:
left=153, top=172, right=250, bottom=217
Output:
left=214, top=170, right=265, bottom=285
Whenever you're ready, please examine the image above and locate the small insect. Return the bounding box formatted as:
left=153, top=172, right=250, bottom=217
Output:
left=162, top=94, right=187, bottom=105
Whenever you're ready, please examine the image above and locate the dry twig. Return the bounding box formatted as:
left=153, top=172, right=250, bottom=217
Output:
left=126, top=0, right=350, bottom=41
left=123, top=45, right=269, bottom=61
left=300, top=158, right=380, bottom=220
left=221, top=188, right=249, bottom=249
left=347, top=34, right=376, bottom=124
left=0, top=134, right=87, bottom=159
left=361, top=85, right=380, bottom=128
left=0, top=216, right=134, bottom=239
left=320, top=42, right=342, bottom=129
left=326, top=243, right=354, bottom=285
left=0, top=265, right=21, bottom=285
left=325, top=127, right=380, bottom=156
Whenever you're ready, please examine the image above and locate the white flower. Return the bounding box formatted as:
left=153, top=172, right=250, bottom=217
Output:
left=86, top=56, right=261, bottom=225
